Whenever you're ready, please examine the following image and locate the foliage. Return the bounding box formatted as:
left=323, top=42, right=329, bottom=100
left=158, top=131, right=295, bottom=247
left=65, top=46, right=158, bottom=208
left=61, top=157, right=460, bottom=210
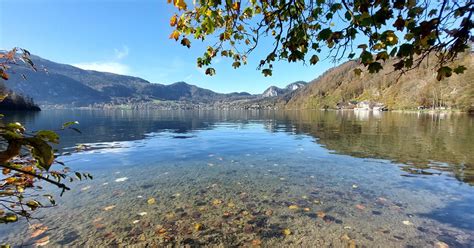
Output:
left=168, top=0, right=473, bottom=79
left=286, top=51, right=474, bottom=111
left=0, top=48, right=91, bottom=224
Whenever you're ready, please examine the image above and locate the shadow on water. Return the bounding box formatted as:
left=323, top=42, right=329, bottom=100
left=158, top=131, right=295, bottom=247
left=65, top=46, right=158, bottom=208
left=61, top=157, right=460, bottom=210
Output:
left=420, top=194, right=474, bottom=231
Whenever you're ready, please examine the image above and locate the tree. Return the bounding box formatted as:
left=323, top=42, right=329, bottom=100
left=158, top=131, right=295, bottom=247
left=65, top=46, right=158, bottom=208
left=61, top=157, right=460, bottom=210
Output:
left=0, top=48, right=91, bottom=224
left=167, top=0, right=473, bottom=79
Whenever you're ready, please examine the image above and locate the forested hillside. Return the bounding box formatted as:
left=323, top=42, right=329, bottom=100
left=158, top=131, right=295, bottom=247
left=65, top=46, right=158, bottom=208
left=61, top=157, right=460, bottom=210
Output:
left=286, top=52, right=474, bottom=111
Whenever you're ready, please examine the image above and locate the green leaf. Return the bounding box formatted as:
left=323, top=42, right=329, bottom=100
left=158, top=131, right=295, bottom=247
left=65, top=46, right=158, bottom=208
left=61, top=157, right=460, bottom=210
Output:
left=344, top=11, right=352, bottom=21
left=36, top=130, right=60, bottom=144
left=310, top=55, right=319, bottom=65
left=26, top=200, right=41, bottom=210
left=360, top=51, right=374, bottom=65
left=436, top=66, right=452, bottom=81
left=453, top=65, right=467, bottom=74
left=318, top=28, right=332, bottom=41
left=262, top=69, right=272, bottom=77
left=376, top=51, right=389, bottom=61
left=368, top=62, right=383, bottom=73
left=205, top=68, right=216, bottom=76
left=23, top=137, right=54, bottom=170
left=62, top=121, right=79, bottom=129
left=232, top=61, right=241, bottom=68
left=1, top=213, right=18, bottom=223
left=353, top=68, right=362, bottom=76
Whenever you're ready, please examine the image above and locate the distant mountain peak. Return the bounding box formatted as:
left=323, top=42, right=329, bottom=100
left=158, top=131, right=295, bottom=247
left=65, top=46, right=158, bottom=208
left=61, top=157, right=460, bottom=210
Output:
left=262, top=81, right=307, bottom=98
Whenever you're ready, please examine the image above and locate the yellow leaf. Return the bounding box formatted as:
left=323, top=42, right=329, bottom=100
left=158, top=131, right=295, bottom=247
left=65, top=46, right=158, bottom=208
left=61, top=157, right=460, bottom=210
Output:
left=232, top=2, right=240, bottom=11
left=173, top=0, right=187, bottom=10
left=282, top=228, right=291, bottom=235
left=147, top=197, right=156, bottom=205
left=194, top=223, right=203, bottom=231
left=169, top=30, right=180, bottom=41
left=170, top=15, right=178, bottom=27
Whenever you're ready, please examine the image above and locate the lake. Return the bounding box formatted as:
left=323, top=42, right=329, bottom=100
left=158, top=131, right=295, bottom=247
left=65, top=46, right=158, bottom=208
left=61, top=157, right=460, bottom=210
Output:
left=1, top=109, right=474, bottom=247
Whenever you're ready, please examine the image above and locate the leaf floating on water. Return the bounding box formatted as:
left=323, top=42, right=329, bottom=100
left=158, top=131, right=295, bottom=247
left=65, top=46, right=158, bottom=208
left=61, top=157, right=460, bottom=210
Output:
left=355, top=204, right=366, bottom=210
left=352, top=184, right=358, bottom=189
left=194, top=223, right=203, bottom=231
left=138, top=212, right=147, bottom=216
left=303, top=207, right=311, bottom=212
left=212, top=199, right=222, bottom=206
left=251, top=239, right=262, bottom=247
left=282, top=228, right=292, bottom=236
left=435, top=241, right=450, bottom=248
left=35, top=236, right=50, bottom=246
left=317, top=211, right=326, bottom=218
left=115, top=177, right=128, bottom=182
left=81, top=186, right=91, bottom=191
left=156, top=228, right=167, bottom=235
left=348, top=239, right=356, bottom=248
left=227, top=202, right=235, bottom=208
left=30, top=224, right=48, bottom=238
left=103, top=205, right=116, bottom=211
left=402, top=220, right=413, bottom=226
left=340, top=233, right=350, bottom=241
left=132, top=220, right=140, bottom=224
left=288, top=205, right=299, bottom=210
left=147, top=198, right=156, bottom=205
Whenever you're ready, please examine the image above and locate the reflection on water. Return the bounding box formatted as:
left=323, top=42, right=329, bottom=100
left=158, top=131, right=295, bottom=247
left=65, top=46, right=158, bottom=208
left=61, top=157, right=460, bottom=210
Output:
left=1, top=109, right=473, bottom=247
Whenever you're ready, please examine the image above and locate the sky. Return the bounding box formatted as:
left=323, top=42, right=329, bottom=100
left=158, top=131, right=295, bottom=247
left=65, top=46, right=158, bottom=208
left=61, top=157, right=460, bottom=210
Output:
left=0, top=0, right=344, bottom=94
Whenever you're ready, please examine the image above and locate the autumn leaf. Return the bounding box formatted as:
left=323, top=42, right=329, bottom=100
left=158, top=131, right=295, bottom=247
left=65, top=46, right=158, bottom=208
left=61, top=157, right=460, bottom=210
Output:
left=169, top=0, right=187, bottom=10
left=170, top=14, right=178, bottom=27
left=310, top=55, right=319, bottom=65
left=181, top=38, right=191, bottom=48
left=232, top=2, right=240, bottom=11
left=0, top=69, right=9, bottom=80
left=169, top=30, right=180, bottom=41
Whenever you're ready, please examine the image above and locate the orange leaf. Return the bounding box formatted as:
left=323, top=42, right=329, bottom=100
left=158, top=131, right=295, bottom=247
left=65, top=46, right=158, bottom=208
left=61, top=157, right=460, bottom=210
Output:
left=232, top=2, right=240, bottom=11
left=169, top=30, right=180, bottom=41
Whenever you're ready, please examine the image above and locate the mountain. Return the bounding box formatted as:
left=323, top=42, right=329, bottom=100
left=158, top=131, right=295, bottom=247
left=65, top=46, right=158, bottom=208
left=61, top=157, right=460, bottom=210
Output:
left=286, top=52, right=474, bottom=111
left=3, top=55, right=255, bottom=106
left=3, top=52, right=472, bottom=111
left=262, top=81, right=306, bottom=98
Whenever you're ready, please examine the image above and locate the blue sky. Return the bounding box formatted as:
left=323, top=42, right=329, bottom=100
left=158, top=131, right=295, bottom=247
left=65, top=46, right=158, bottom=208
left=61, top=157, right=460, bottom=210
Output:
left=0, top=0, right=344, bottom=94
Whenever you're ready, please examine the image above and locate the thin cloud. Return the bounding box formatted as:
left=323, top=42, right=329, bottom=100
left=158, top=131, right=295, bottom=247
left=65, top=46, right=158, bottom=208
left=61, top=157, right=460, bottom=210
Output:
left=114, top=46, right=129, bottom=59
left=73, top=46, right=130, bottom=75
left=72, top=62, right=130, bottom=75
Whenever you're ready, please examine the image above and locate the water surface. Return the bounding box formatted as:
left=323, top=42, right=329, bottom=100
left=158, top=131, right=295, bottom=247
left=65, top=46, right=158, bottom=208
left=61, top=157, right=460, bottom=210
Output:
left=1, top=110, right=473, bottom=247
